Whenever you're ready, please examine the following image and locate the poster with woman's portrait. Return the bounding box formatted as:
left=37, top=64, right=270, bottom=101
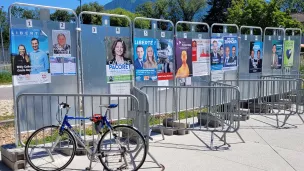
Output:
left=52, top=30, right=71, bottom=57
left=105, top=37, right=133, bottom=83
left=10, top=28, right=51, bottom=86
left=133, top=37, right=158, bottom=81
left=175, top=38, right=193, bottom=78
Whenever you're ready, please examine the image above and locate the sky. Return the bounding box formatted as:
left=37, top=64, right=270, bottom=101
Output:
left=1, top=0, right=112, bottom=11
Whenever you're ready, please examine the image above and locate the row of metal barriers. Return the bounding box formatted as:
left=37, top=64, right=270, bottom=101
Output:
left=14, top=74, right=304, bottom=167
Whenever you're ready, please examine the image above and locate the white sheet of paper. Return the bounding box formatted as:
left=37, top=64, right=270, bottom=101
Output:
left=158, top=80, right=169, bottom=91
left=110, top=83, right=131, bottom=100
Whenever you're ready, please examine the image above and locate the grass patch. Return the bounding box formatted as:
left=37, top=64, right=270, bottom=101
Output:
left=0, top=115, right=14, bottom=121
left=0, top=72, right=12, bottom=84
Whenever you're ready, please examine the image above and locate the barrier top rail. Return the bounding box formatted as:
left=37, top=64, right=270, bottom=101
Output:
left=78, top=11, right=132, bottom=25
left=240, top=25, right=263, bottom=35
left=133, top=17, right=174, bottom=29
left=16, top=93, right=140, bottom=146
left=9, top=2, right=78, bottom=21
left=264, top=27, right=285, bottom=37
left=285, top=28, right=302, bottom=34
left=210, top=23, right=239, bottom=32
left=175, top=21, right=210, bottom=33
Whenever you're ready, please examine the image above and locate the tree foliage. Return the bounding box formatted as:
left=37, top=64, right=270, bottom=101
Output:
left=227, top=0, right=303, bottom=29
left=136, top=0, right=206, bottom=23
left=105, top=8, right=150, bottom=28
left=276, top=0, right=304, bottom=13
left=50, top=10, right=73, bottom=22
left=76, top=1, right=104, bottom=24
left=203, top=0, right=232, bottom=24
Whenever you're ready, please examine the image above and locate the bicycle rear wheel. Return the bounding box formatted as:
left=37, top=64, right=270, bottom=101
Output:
left=98, top=125, right=147, bottom=171
left=24, top=125, right=76, bottom=171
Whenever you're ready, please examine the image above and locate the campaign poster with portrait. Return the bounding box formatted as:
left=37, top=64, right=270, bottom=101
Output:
left=175, top=38, right=192, bottom=78
left=271, top=40, right=283, bottom=69
left=10, top=28, right=51, bottom=86
left=249, top=41, right=263, bottom=73
left=192, top=39, right=210, bottom=76
left=133, top=38, right=158, bottom=81
left=210, top=37, right=223, bottom=70
left=105, top=37, right=133, bottom=83
left=222, top=37, right=238, bottom=70
left=284, top=40, right=294, bottom=67
left=52, top=30, right=71, bottom=57
left=156, top=38, right=174, bottom=80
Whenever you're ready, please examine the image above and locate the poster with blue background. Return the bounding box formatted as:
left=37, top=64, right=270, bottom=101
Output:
left=271, top=40, right=283, bottom=69
left=134, top=38, right=158, bottom=81
left=10, top=28, right=51, bottom=86
left=210, top=37, right=223, bottom=70
left=249, top=41, right=263, bottom=73
left=222, top=36, right=238, bottom=70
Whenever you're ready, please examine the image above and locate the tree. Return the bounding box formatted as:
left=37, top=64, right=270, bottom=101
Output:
left=203, top=0, right=232, bottom=24
left=136, top=0, right=206, bottom=23
left=276, top=0, right=304, bottom=13
left=135, top=0, right=170, bottom=19
left=176, top=0, right=207, bottom=22
left=227, top=0, right=303, bottom=30
left=50, top=10, right=73, bottom=22
left=0, top=10, right=9, bottom=48
left=10, top=6, right=39, bottom=19
left=75, top=1, right=104, bottom=24
left=105, top=8, right=150, bottom=28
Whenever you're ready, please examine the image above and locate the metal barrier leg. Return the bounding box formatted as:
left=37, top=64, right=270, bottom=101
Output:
left=297, top=113, right=304, bottom=123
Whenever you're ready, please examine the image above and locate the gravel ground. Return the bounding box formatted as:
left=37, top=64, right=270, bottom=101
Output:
left=0, top=100, right=13, bottom=116
left=0, top=99, right=15, bottom=146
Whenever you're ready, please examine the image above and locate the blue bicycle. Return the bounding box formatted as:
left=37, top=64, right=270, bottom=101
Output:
left=24, top=102, right=147, bottom=171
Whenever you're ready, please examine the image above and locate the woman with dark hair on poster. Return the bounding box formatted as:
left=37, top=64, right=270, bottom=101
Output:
left=107, top=38, right=132, bottom=65
left=13, top=44, right=31, bottom=75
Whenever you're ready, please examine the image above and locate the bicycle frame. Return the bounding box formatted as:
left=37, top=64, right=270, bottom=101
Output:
left=51, top=108, right=117, bottom=157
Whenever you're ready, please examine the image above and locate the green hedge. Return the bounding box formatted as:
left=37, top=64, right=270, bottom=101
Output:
left=0, top=72, right=12, bottom=84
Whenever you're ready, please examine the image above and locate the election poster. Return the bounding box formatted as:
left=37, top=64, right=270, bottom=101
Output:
left=10, top=28, right=51, bottom=86
left=271, top=40, right=283, bottom=69
left=249, top=41, right=263, bottom=73
left=284, top=40, right=294, bottom=67
left=222, top=36, right=238, bottom=70
left=105, top=37, right=133, bottom=83
left=133, top=38, right=158, bottom=81
left=156, top=38, right=174, bottom=80
left=192, top=39, right=210, bottom=76
left=175, top=38, right=192, bottom=78
left=52, top=30, right=71, bottom=57
left=210, top=37, right=223, bottom=70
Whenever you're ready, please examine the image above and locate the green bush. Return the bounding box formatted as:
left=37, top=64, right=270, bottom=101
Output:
left=0, top=72, right=12, bottom=84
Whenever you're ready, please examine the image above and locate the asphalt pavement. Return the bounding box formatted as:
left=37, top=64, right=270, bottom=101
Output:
left=0, top=85, right=13, bottom=100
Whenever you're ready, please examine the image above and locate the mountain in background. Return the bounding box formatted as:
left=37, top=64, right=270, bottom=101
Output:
left=104, top=0, right=156, bottom=12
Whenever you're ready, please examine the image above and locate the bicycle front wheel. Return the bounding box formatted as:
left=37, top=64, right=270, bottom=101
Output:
left=98, top=125, right=147, bottom=171
left=24, top=125, right=76, bottom=171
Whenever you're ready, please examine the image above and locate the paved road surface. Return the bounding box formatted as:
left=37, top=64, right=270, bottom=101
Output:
left=0, top=86, right=13, bottom=100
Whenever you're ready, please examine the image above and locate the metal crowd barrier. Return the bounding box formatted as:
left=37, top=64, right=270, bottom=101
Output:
left=217, top=78, right=303, bottom=127
left=139, top=85, right=241, bottom=149
left=261, top=75, right=304, bottom=116
left=15, top=93, right=143, bottom=146
left=16, top=91, right=164, bottom=169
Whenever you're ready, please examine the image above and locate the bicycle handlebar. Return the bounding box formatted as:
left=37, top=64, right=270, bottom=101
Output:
left=59, top=102, right=70, bottom=109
